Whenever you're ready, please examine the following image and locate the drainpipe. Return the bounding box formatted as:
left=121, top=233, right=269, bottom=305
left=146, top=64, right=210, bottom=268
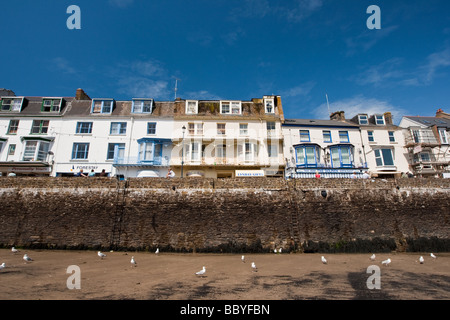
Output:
left=358, top=128, right=368, bottom=168
left=124, top=116, right=135, bottom=180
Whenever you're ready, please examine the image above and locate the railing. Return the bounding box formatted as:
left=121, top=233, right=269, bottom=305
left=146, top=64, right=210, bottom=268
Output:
left=113, top=156, right=168, bottom=166
left=404, top=129, right=440, bottom=147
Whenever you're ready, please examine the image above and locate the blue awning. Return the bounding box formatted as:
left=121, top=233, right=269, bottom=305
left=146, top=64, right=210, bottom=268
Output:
left=137, top=137, right=172, bottom=144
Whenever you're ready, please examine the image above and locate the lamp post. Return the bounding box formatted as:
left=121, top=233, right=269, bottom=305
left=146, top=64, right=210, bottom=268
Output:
left=181, top=125, right=186, bottom=178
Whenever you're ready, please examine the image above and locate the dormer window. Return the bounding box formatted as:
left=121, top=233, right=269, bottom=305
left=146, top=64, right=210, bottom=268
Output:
left=42, top=98, right=62, bottom=112
left=1, top=97, right=24, bottom=112
left=132, top=99, right=153, bottom=113
left=358, top=114, right=369, bottom=125
left=375, top=114, right=385, bottom=125
left=264, top=98, right=275, bottom=114
left=186, top=100, right=198, bottom=114
left=91, top=99, right=114, bottom=114
left=220, top=101, right=241, bottom=114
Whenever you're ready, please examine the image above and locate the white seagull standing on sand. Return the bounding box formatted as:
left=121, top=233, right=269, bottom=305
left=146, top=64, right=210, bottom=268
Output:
left=0, top=262, right=5, bottom=270
left=251, top=262, right=258, bottom=272
left=381, top=258, right=391, bottom=266
left=241, top=255, right=245, bottom=263
left=419, top=256, right=424, bottom=264
left=98, top=251, right=106, bottom=259
left=196, top=266, right=206, bottom=276
left=430, top=253, right=437, bottom=259
left=370, top=254, right=376, bottom=261
left=130, top=256, right=137, bottom=267
left=11, top=247, right=19, bottom=254
left=321, top=256, right=327, bottom=264
left=155, top=248, right=159, bottom=255
left=23, top=254, right=33, bottom=263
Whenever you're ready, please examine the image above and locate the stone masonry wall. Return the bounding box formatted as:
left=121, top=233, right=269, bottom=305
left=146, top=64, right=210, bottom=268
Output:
left=0, top=177, right=449, bottom=253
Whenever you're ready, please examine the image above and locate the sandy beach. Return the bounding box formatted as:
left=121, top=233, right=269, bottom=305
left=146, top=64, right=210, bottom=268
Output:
left=0, top=249, right=448, bottom=300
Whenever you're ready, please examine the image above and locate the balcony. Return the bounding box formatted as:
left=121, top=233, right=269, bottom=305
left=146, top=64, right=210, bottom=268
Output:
left=113, top=156, right=169, bottom=167
left=404, top=129, right=440, bottom=148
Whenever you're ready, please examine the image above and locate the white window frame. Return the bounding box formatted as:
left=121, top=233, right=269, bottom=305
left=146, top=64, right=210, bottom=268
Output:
left=110, top=122, right=127, bottom=135
left=358, top=114, right=369, bottom=125
left=91, top=99, right=114, bottom=114
left=1, top=97, right=24, bottom=112
left=374, top=148, right=395, bottom=167
left=264, top=98, right=275, bottom=114
left=238, top=142, right=257, bottom=163
left=438, top=128, right=448, bottom=144
left=239, top=123, right=248, bottom=136
left=375, top=114, right=385, bottom=125
left=188, top=122, right=203, bottom=135
left=132, top=99, right=153, bottom=114
left=220, top=101, right=242, bottom=115
left=217, top=123, right=226, bottom=135
left=42, top=98, right=62, bottom=112
left=23, top=140, right=50, bottom=161
left=185, top=100, right=198, bottom=114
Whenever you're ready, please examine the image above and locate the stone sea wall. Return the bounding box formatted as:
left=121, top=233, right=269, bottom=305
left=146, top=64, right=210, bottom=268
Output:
left=0, top=177, right=449, bottom=253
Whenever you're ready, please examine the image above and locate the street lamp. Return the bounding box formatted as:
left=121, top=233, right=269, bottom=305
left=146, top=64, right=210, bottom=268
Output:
left=181, top=125, right=186, bottom=178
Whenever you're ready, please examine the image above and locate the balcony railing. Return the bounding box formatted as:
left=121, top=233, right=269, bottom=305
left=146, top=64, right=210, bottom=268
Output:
left=113, top=156, right=168, bottom=166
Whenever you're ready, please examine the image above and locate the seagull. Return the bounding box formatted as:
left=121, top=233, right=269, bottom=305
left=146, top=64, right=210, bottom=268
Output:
left=23, top=254, right=33, bottom=263
left=321, top=256, right=327, bottom=264
left=278, top=248, right=282, bottom=254
left=274, top=249, right=277, bottom=254
left=430, top=253, right=437, bottom=259
left=381, top=258, right=391, bottom=266
left=196, top=266, right=206, bottom=276
left=130, top=256, right=137, bottom=267
left=419, top=256, right=424, bottom=264
left=97, top=251, right=106, bottom=259
left=11, top=247, right=19, bottom=254
left=0, top=262, right=5, bottom=270
left=251, top=262, right=258, bottom=272
left=241, top=255, right=245, bottom=263
left=370, top=253, right=376, bottom=261
left=155, top=248, right=159, bottom=255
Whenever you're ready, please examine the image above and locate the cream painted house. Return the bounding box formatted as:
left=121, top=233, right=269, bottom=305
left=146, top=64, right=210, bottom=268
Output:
left=170, top=96, right=285, bottom=178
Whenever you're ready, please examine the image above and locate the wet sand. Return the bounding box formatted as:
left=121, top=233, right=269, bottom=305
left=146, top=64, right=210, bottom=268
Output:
left=0, top=249, right=449, bottom=300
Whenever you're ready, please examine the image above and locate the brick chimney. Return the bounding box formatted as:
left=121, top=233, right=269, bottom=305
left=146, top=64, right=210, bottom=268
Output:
left=75, top=88, right=91, bottom=100
left=436, top=108, right=450, bottom=119
left=330, top=111, right=345, bottom=121
left=384, top=112, right=393, bottom=125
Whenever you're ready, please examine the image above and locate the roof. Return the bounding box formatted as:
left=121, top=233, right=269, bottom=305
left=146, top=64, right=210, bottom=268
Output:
left=403, top=116, right=450, bottom=128
left=0, top=96, right=74, bottom=116
left=283, top=118, right=359, bottom=128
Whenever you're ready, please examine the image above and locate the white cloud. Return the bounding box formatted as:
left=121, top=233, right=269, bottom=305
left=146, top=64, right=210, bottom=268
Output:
left=346, top=25, right=398, bottom=56
left=118, top=77, right=169, bottom=99
left=422, top=47, right=450, bottom=84
left=112, top=58, right=172, bottom=99
left=184, top=90, right=223, bottom=100
left=51, top=57, right=77, bottom=75
left=353, top=58, right=406, bottom=87
left=353, top=46, right=450, bottom=87
left=280, top=81, right=316, bottom=98
left=230, top=0, right=322, bottom=23
left=277, top=0, right=323, bottom=23
left=312, top=95, right=407, bottom=124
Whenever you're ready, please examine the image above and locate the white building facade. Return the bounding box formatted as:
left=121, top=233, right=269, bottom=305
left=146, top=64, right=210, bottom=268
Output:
left=399, top=112, right=450, bottom=177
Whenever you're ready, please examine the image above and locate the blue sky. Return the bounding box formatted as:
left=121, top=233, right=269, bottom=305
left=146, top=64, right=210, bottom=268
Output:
left=1, top=0, right=449, bottom=123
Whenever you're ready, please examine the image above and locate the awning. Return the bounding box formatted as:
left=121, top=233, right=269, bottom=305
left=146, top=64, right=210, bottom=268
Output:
left=137, top=137, right=172, bottom=144
left=0, top=161, right=50, bottom=168
left=20, top=136, right=55, bottom=142
left=137, top=170, right=160, bottom=177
